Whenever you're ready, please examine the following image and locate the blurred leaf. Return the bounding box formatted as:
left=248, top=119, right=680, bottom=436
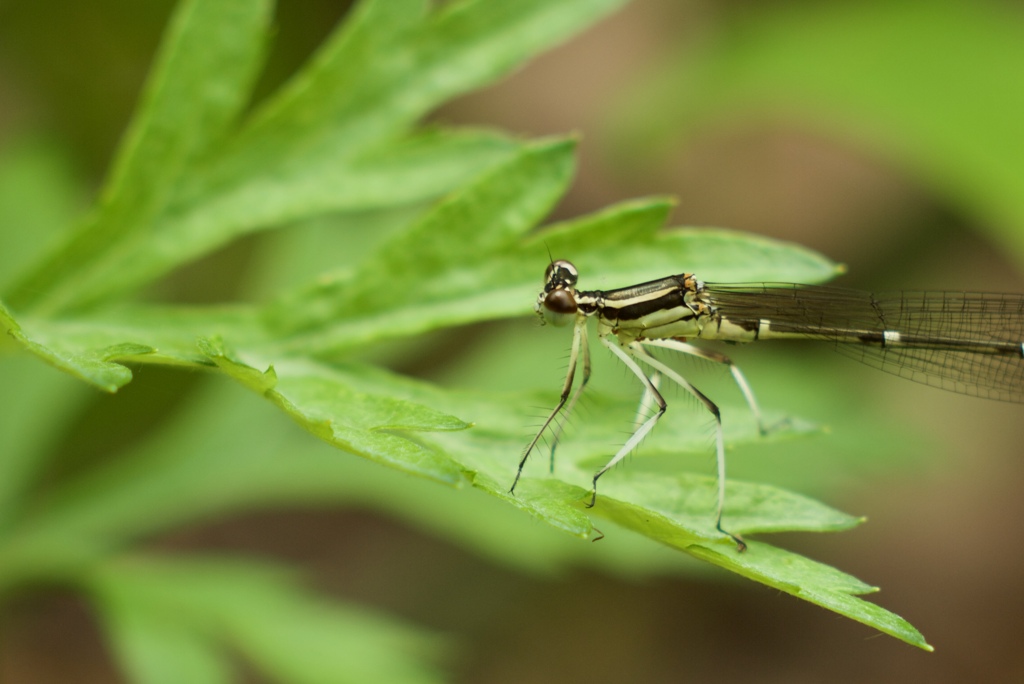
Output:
left=0, top=137, right=84, bottom=290
left=0, top=358, right=89, bottom=528
left=5, top=0, right=628, bottom=314
left=90, top=557, right=446, bottom=684
left=179, top=0, right=628, bottom=226
left=0, top=364, right=468, bottom=586
left=99, top=605, right=232, bottom=684
left=614, top=0, right=1024, bottom=261
left=7, top=0, right=274, bottom=315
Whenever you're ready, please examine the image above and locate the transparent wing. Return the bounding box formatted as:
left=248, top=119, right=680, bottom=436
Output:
left=706, top=283, right=1024, bottom=403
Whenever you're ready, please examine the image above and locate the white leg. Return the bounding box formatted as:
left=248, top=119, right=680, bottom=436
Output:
left=590, top=337, right=666, bottom=504
left=633, top=370, right=662, bottom=432
left=629, top=342, right=746, bottom=551
left=640, top=337, right=766, bottom=435
left=548, top=323, right=591, bottom=471
left=511, top=315, right=587, bottom=493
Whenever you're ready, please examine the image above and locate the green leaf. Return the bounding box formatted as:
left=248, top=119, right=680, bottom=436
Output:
left=688, top=542, right=932, bottom=651
left=0, top=348, right=926, bottom=648
left=264, top=137, right=579, bottom=346
left=204, top=345, right=471, bottom=484
left=0, top=303, right=266, bottom=392
left=0, top=375, right=692, bottom=582
left=264, top=140, right=840, bottom=355
left=7, top=0, right=274, bottom=315
left=587, top=479, right=934, bottom=649
left=89, top=556, right=446, bottom=684
left=593, top=472, right=862, bottom=541
left=614, top=0, right=1024, bottom=263
left=288, top=363, right=931, bottom=649
left=0, top=298, right=144, bottom=392
left=5, top=0, right=627, bottom=313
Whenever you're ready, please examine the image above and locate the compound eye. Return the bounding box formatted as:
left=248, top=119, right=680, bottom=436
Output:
left=544, top=288, right=577, bottom=315
left=544, top=259, right=578, bottom=287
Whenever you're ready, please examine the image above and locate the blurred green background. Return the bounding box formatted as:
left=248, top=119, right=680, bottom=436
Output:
left=2, top=0, right=1024, bottom=681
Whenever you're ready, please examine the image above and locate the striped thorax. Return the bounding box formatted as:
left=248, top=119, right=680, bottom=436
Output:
left=537, top=259, right=711, bottom=342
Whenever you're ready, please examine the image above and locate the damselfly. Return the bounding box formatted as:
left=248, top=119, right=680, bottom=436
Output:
left=509, top=259, right=1024, bottom=550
